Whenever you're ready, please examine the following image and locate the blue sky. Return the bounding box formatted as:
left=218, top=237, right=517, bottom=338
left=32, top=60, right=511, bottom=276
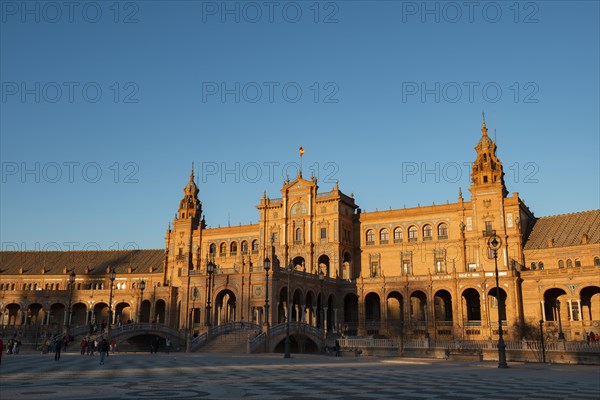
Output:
left=1, top=0, right=599, bottom=251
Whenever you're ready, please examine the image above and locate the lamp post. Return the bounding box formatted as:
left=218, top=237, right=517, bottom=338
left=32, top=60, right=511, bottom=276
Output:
left=284, top=260, right=292, bottom=358
left=264, top=257, right=271, bottom=327
left=487, top=234, right=508, bottom=368
left=67, top=270, right=76, bottom=337
left=107, top=268, right=116, bottom=337
left=138, top=279, right=146, bottom=323
left=318, top=269, right=325, bottom=338
left=205, top=260, right=214, bottom=327
left=555, top=300, right=565, bottom=340
left=539, top=319, right=546, bottom=363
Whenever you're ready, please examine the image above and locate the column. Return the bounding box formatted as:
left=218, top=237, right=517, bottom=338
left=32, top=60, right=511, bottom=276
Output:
left=577, top=299, right=582, bottom=322
left=324, top=306, right=328, bottom=334
left=568, top=299, right=573, bottom=321
left=333, top=308, right=338, bottom=333
left=540, top=300, right=545, bottom=321
left=312, top=306, right=317, bottom=327
left=300, top=304, right=306, bottom=322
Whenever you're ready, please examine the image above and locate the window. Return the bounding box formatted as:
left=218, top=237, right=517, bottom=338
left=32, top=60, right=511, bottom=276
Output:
left=401, top=251, right=412, bottom=275
left=393, top=227, right=403, bottom=243
left=366, top=230, right=375, bottom=245
left=566, top=259, right=572, bottom=268
left=320, top=228, right=327, bottom=239
left=538, top=261, right=544, bottom=270
left=466, top=217, right=473, bottom=231
left=219, top=242, right=227, bottom=256
left=574, top=258, right=581, bottom=267
left=241, top=241, right=248, bottom=254
left=295, top=228, right=302, bottom=244
left=438, top=223, right=448, bottom=239
left=468, top=263, right=477, bottom=272
left=370, top=261, right=380, bottom=277
left=558, top=259, right=564, bottom=269
left=408, top=226, right=417, bottom=242
left=251, top=240, right=259, bottom=253
left=209, top=243, right=216, bottom=255
left=594, top=256, right=600, bottom=266
left=380, top=228, right=389, bottom=244
left=423, top=225, right=433, bottom=241
left=230, top=242, right=238, bottom=256
left=434, top=249, right=446, bottom=273
left=531, top=262, right=537, bottom=270
left=484, top=221, right=493, bottom=236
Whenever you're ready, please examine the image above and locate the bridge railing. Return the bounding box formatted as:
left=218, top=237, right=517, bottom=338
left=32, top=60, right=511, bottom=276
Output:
left=249, top=332, right=265, bottom=353
left=110, top=323, right=181, bottom=338
left=270, top=322, right=323, bottom=339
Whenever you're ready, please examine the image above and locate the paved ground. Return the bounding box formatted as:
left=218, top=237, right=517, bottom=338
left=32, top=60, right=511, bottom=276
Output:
left=1, top=350, right=599, bottom=399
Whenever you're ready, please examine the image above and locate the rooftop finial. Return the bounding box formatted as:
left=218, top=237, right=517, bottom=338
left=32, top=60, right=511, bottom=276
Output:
left=190, top=162, right=195, bottom=180
left=481, top=112, right=488, bottom=136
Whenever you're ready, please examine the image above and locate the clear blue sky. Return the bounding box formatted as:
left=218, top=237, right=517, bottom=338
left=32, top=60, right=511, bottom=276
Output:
left=1, top=0, right=599, bottom=251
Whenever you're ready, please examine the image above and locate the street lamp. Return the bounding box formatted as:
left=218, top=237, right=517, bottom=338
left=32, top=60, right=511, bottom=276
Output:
left=318, top=269, right=325, bottom=338
left=187, top=287, right=198, bottom=352
left=67, top=270, right=76, bottom=336
left=138, top=279, right=146, bottom=323
left=107, top=268, right=116, bottom=337
left=284, top=259, right=292, bottom=359
left=539, top=319, right=546, bottom=363
left=555, top=300, right=565, bottom=340
left=264, top=257, right=271, bottom=327
left=205, top=260, right=215, bottom=326
left=487, top=234, right=508, bottom=368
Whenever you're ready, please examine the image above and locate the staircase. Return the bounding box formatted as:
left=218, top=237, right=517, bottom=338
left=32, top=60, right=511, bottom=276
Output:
left=200, top=329, right=253, bottom=353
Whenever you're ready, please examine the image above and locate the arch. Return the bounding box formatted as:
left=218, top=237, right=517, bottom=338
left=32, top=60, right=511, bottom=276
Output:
left=558, top=259, right=564, bottom=269
left=409, top=291, right=427, bottom=321
left=295, top=227, right=302, bottom=243
left=342, top=252, right=352, bottom=280
left=422, top=224, right=433, bottom=240
left=566, top=259, right=573, bottom=268
left=230, top=241, right=238, bottom=255
left=292, top=256, right=305, bottom=270
left=139, top=300, right=151, bottom=323
left=219, top=242, right=227, bottom=256
left=116, top=301, right=133, bottom=325
left=49, top=303, right=66, bottom=331
left=241, top=240, right=248, bottom=254
left=209, top=243, right=217, bottom=255
left=574, top=258, right=581, bottom=268
left=489, top=287, right=508, bottom=321
left=318, top=254, right=330, bottom=277
left=386, top=291, right=404, bottom=334
left=580, top=286, right=600, bottom=322
left=4, top=303, right=21, bottom=326
left=437, top=222, right=448, bottom=239
left=72, top=302, right=88, bottom=326
left=594, top=256, right=600, bottom=266
left=251, top=239, right=259, bottom=253
left=155, top=299, right=167, bottom=324
left=408, top=225, right=418, bottom=242
left=365, top=229, right=375, bottom=244
left=364, top=292, right=381, bottom=333
left=434, top=289, right=453, bottom=322
left=461, top=288, right=481, bottom=321
left=379, top=228, right=389, bottom=244
left=26, top=303, right=44, bottom=325
left=291, top=201, right=307, bottom=215
left=343, top=293, right=359, bottom=335
left=393, top=227, right=403, bottom=243
left=214, top=289, right=237, bottom=325
left=93, top=302, right=109, bottom=325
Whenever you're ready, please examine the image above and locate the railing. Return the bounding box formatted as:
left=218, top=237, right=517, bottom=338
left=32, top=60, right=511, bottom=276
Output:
left=269, top=322, right=323, bottom=340
left=111, top=322, right=180, bottom=338
left=338, top=338, right=399, bottom=348
left=249, top=332, right=265, bottom=353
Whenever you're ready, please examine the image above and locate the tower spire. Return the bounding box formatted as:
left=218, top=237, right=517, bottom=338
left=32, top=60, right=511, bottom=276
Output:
left=481, top=111, right=488, bottom=136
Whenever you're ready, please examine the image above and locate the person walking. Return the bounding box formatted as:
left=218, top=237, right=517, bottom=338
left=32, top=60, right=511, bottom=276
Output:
left=54, top=336, right=62, bottom=361
left=99, top=338, right=109, bottom=365
left=0, top=335, right=4, bottom=365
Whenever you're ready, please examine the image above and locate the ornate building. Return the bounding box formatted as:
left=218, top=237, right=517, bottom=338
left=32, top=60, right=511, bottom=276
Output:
left=1, top=118, right=599, bottom=348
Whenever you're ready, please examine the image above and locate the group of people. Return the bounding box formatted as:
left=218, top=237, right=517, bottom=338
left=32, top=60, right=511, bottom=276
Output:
left=585, top=331, right=599, bottom=343
left=4, top=337, right=22, bottom=355
left=80, top=337, right=116, bottom=355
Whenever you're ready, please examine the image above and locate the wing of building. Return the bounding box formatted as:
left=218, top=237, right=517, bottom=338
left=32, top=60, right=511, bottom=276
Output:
left=1, top=118, right=599, bottom=345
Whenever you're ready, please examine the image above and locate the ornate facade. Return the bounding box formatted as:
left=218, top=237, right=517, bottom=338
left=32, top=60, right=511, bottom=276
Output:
left=2, top=118, right=599, bottom=346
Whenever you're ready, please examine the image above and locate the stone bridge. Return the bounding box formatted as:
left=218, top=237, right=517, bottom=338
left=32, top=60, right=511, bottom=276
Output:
left=110, top=323, right=182, bottom=347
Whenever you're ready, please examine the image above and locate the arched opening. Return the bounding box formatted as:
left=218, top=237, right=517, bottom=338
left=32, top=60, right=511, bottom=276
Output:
left=27, top=303, right=43, bottom=326
left=462, top=288, right=481, bottom=322
left=318, top=254, right=330, bottom=278
left=342, top=252, right=352, bottom=280
left=72, top=302, right=87, bottom=327
left=214, top=289, right=237, bottom=325
left=155, top=299, right=167, bottom=324
left=386, top=291, right=404, bottom=336
left=434, top=289, right=453, bottom=322
left=94, top=302, right=109, bottom=327
left=581, top=286, right=600, bottom=322
left=292, top=256, right=305, bottom=270
left=489, top=287, right=508, bottom=322
left=139, top=300, right=151, bottom=323
left=410, top=291, right=427, bottom=336
left=343, top=293, right=358, bottom=335
left=364, top=292, right=381, bottom=334
left=49, top=303, right=65, bottom=332
left=115, top=302, right=133, bottom=325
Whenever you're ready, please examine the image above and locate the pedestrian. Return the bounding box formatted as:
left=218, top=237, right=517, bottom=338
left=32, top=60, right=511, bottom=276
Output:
left=110, top=340, right=116, bottom=353
left=165, top=338, right=172, bottom=354
left=54, top=336, right=62, bottom=361
left=0, top=335, right=3, bottom=365
left=99, top=338, right=109, bottom=365
left=80, top=338, right=88, bottom=355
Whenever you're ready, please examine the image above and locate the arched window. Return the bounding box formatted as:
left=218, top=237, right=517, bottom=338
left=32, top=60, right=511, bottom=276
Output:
left=219, top=242, right=227, bottom=256
left=423, top=224, right=433, bottom=241
left=209, top=243, right=216, bottom=255
left=295, top=228, right=302, bottom=243
left=558, top=259, right=564, bottom=268
left=438, top=223, right=448, bottom=239
left=408, top=226, right=418, bottom=242
left=594, top=256, right=600, bottom=266
left=230, top=241, right=238, bottom=256
left=574, top=258, right=581, bottom=267
left=566, top=259, right=572, bottom=268
left=531, top=262, right=537, bottom=270
left=538, top=261, right=544, bottom=270
left=251, top=240, right=259, bottom=253
left=241, top=241, right=248, bottom=254
left=366, top=229, right=375, bottom=245
left=380, top=228, right=389, bottom=244
left=393, top=227, right=403, bottom=243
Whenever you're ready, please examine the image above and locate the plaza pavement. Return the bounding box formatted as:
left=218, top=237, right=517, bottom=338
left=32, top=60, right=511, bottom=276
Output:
left=1, top=350, right=599, bottom=400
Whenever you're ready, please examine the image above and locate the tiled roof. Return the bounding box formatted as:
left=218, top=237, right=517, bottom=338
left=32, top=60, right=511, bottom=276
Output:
left=0, top=250, right=164, bottom=276
left=523, top=210, right=600, bottom=250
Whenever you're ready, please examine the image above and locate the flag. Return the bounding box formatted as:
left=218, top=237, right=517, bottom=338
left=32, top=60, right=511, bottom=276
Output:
left=299, top=147, right=304, bottom=157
